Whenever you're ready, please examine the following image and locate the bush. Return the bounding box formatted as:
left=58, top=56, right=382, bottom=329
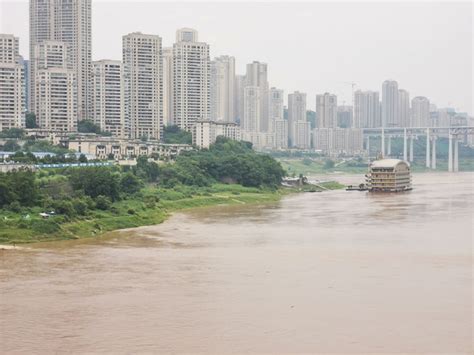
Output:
left=162, top=125, right=192, bottom=144
left=8, top=201, right=22, bottom=213
left=52, top=200, right=75, bottom=217
left=84, top=196, right=96, bottom=209
left=1, top=140, right=21, bottom=152
left=17, top=220, right=29, bottom=229
left=145, top=200, right=156, bottom=209
left=109, top=207, right=119, bottom=215
left=72, top=198, right=88, bottom=216
left=95, top=195, right=111, bottom=210
left=0, top=128, right=25, bottom=139
left=0, top=169, right=39, bottom=207
left=0, top=181, right=16, bottom=208
left=69, top=167, right=121, bottom=201
left=134, top=156, right=160, bottom=182
left=30, top=219, right=61, bottom=234
left=120, top=172, right=142, bottom=195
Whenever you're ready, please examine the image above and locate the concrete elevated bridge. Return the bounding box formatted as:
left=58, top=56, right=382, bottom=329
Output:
left=363, top=126, right=474, bottom=172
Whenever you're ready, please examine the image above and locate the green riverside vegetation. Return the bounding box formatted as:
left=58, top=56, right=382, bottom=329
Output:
left=162, top=125, right=193, bottom=144
left=0, top=137, right=308, bottom=245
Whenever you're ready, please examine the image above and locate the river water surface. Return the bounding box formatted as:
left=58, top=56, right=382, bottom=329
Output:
left=1, top=172, right=473, bottom=353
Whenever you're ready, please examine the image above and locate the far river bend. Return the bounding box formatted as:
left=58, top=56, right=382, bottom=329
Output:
left=0, top=172, right=472, bottom=353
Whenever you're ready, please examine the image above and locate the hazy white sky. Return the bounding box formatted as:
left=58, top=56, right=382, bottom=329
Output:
left=1, top=0, right=472, bottom=114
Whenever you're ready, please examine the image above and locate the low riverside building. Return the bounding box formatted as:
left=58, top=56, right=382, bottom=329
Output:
left=62, top=136, right=192, bottom=160
left=192, top=120, right=241, bottom=149
left=366, top=159, right=412, bottom=192
left=25, top=128, right=73, bottom=145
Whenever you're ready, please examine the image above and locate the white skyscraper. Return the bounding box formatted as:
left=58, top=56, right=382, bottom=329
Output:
left=234, top=74, right=245, bottom=124
left=34, top=39, right=76, bottom=131
left=29, top=0, right=53, bottom=113
left=382, top=80, right=399, bottom=127
left=288, top=91, right=307, bottom=146
left=21, top=58, right=29, bottom=113
left=269, top=88, right=284, bottom=120
left=316, top=93, right=337, bottom=128
left=245, top=61, right=269, bottom=132
left=0, top=34, right=20, bottom=64
left=274, top=119, right=288, bottom=149
left=210, top=55, right=235, bottom=122
left=242, top=86, right=261, bottom=132
left=33, top=41, right=69, bottom=72
left=269, top=87, right=284, bottom=133
left=0, top=34, right=25, bottom=131
left=411, top=96, right=430, bottom=127
left=35, top=69, right=77, bottom=131
left=162, top=47, right=173, bottom=126
left=92, top=60, right=125, bottom=137
left=398, top=89, right=410, bottom=128
left=354, top=90, right=381, bottom=128
left=29, top=0, right=92, bottom=120
left=294, top=121, right=311, bottom=149
left=123, top=32, right=163, bottom=140
left=173, top=28, right=210, bottom=130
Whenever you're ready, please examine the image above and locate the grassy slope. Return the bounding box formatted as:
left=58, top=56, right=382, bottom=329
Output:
left=0, top=184, right=288, bottom=245
left=0, top=182, right=345, bottom=245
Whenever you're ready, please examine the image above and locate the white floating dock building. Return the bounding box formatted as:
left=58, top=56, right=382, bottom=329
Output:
left=366, top=159, right=412, bottom=192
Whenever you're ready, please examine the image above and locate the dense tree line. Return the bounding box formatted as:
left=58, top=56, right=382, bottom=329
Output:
left=3, top=151, right=88, bottom=164
left=0, top=169, right=39, bottom=208
left=157, top=137, right=285, bottom=188
left=77, top=119, right=112, bottom=136
left=0, top=128, right=25, bottom=139
left=0, top=137, right=286, bottom=215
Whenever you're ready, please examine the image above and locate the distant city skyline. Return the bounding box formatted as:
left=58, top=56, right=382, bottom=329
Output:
left=1, top=0, right=472, bottom=114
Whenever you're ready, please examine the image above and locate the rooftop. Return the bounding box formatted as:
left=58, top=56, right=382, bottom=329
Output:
left=370, top=158, right=410, bottom=169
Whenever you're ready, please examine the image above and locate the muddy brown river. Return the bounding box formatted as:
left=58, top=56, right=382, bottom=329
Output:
left=0, top=172, right=472, bottom=353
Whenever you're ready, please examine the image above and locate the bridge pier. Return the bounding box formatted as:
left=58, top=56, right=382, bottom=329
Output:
left=431, top=136, right=436, bottom=170
left=448, top=133, right=453, bottom=172
left=409, top=136, right=414, bottom=162
left=387, top=136, right=391, bottom=156
left=403, top=129, right=407, bottom=161
left=381, top=128, right=385, bottom=157
left=366, top=136, right=370, bottom=157
left=425, top=128, right=430, bottom=168
left=454, top=139, right=459, bottom=172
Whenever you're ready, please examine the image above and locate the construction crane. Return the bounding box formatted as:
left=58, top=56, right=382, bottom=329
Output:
left=341, top=81, right=357, bottom=107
